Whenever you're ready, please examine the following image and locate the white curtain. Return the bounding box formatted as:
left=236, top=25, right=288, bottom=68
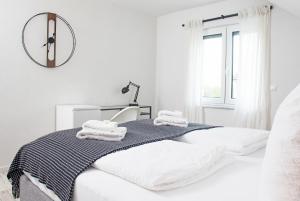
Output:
left=184, top=20, right=204, bottom=123
left=235, top=5, right=271, bottom=129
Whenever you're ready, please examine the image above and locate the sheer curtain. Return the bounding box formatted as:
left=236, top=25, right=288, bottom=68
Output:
left=184, top=20, right=204, bottom=123
left=235, top=5, right=272, bottom=129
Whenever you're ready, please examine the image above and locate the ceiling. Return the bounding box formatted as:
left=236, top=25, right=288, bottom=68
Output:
left=109, top=0, right=224, bottom=16
left=109, top=0, right=300, bottom=18
left=270, top=0, right=300, bottom=18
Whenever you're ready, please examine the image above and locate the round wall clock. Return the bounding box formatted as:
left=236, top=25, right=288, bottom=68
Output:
left=22, top=12, right=76, bottom=68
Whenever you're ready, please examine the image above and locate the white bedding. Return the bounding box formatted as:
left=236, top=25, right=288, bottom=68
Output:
left=177, top=127, right=269, bottom=155
left=25, top=149, right=265, bottom=201
left=93, top=140, right=231, bottom=191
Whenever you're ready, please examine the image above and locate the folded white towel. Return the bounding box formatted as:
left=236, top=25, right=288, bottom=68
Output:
left=76, top=127, right=127, bottom=141
left=154, top=115, right=188, bottom=128
left=82, top=120, right=118, bottom=130
left=158, top=110, right=183, bottom=118
left=154, top=122, right=188, bottom=128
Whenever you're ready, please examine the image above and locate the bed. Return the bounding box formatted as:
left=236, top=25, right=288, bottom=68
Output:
left=8, top=119, right=269, bottom=201
left=20, top=148, right=265, bottom=201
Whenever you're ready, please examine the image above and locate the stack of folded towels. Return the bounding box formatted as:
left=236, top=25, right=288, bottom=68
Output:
left=154, top=110, right=189, bottom=127
left=76, top=120, right=127, bottom=141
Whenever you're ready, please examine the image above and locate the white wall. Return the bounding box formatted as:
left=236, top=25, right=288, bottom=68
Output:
left=270, top=0, right=300, bottom=19
left=0, top=0, right=156, bottom=166
left=270, top=7, right=300, bottom=117
left=156, top=0, right=300, bottom=126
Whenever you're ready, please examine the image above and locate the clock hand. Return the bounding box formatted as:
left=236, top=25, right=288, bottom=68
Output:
left=47, top=43, right=52, bottom=52
left=42, top=33, right=56, bottom=47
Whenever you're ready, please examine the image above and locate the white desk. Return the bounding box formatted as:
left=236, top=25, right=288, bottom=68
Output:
left=56, top=105, right=152, bottom=131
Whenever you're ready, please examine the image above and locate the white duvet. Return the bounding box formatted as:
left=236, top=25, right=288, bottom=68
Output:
left=93, top=140, right=232, bottom=191
left=177, top=127, right=270, bottom=155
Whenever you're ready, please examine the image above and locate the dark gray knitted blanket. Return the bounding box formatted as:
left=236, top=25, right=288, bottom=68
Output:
left=7, top=119, right=217, bottom=201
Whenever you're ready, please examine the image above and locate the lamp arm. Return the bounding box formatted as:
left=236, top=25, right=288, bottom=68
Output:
left=133, top=86, right=140, bottom=103
left=129, top=81, right=140, bottom=88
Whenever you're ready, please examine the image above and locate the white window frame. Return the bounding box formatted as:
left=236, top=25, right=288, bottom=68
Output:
left=202, top=24, right=240, bottom=109
left=202, top=27, right=227, bottom=106
left=225, top=25, right=239, bottom=105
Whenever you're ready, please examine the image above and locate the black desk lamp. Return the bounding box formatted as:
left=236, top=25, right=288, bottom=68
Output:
left=122, top=81, right=140, bottom=106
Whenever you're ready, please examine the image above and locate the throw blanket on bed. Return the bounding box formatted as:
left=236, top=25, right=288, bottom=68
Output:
left=7, top=119, right=217, bottom=201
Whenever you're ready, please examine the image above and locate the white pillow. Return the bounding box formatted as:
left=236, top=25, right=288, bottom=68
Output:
left=177, top=127, right=270, bottom=155
left=260, top=84, right=300, bottom=201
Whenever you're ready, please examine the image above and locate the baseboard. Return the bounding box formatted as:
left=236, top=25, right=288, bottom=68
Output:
left=0, top=166, right=9, bottom=174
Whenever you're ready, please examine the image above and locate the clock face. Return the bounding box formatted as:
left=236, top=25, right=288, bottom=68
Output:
left=22, top=12, right=76, bottom=68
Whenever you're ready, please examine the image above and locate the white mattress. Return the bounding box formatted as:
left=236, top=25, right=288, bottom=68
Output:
left=25, top=148, right=266, bottom=201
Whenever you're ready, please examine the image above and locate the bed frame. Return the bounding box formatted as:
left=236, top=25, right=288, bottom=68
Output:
left=20, top=175, right=53, bottom=201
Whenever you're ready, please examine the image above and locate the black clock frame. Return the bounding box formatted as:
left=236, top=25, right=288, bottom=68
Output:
left=22, top=12, right=76, bottom=68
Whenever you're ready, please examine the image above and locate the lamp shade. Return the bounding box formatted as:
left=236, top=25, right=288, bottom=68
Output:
left=122, top=85, right=130, bottom=94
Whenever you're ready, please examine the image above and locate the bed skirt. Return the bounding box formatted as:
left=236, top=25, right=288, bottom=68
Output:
left=20, top=175, right=53, bottom=201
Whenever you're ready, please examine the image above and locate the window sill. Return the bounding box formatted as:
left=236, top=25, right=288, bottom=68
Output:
left=202, top=103, right=235, bottom=110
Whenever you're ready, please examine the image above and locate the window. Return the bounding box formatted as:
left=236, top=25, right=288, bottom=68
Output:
left=231, top=31, right=240, bottom=99
left=202, top=25, right=239, bottom=107
left=203, top=33, right=223, bottom=99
